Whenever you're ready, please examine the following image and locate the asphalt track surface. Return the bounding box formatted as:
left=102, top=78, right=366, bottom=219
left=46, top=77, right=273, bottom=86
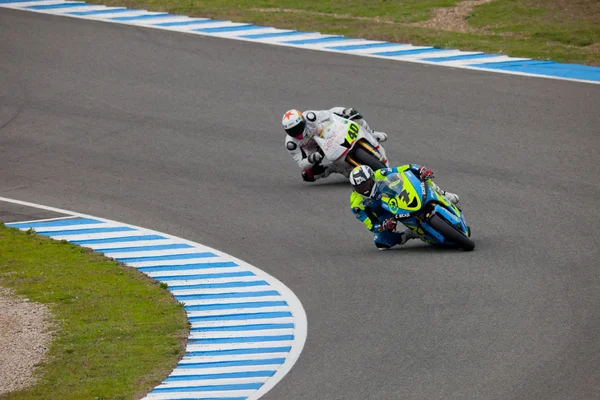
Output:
left=1, top=8, right=600, bottom=400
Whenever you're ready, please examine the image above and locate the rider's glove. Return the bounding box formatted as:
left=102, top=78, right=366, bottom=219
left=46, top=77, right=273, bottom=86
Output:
left=307, top=153, right=323, bottom=164
left=378, top=218, right=396, bottom=232
left=342, top=108, right=362, bottom=121
left=418, top=166, right=434, bottom=181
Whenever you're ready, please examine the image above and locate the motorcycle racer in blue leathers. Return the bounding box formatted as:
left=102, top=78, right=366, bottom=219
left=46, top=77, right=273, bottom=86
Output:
left=349, top=164, right=460, bottom=250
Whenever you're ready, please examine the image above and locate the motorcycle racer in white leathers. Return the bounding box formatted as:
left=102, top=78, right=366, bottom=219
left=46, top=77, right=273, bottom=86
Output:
left=282, top=107, right=389, bottom=182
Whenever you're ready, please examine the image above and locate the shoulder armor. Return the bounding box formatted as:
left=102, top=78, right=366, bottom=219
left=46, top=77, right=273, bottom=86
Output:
left=286, top=141, right=297, bottom=151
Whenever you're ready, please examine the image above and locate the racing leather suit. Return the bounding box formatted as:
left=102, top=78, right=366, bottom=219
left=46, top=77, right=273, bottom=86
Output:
left=285, top=107, right=388, bottom=182
left=350, top=164, right=455, bottom=249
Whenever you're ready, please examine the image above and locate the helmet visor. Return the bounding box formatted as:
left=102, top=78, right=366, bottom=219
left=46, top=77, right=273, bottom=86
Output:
left=285, top=121, right=305, bottom=138
left=354, top=180, right=373, bottom=196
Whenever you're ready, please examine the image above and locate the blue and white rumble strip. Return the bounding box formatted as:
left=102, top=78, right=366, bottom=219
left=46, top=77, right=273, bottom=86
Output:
left=1, top=0, right=599, bottom=84
left=1, top=197, right=307, bottom=400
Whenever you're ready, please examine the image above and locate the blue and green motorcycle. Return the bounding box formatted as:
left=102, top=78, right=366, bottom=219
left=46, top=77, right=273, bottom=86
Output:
left=379, top=170, right=474, bottom=251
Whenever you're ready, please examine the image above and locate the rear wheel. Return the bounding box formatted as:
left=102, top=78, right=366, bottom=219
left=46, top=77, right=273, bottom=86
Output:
left=428, top=214, right=475, bottom=251
left=352, top=146, right=386, bottom=170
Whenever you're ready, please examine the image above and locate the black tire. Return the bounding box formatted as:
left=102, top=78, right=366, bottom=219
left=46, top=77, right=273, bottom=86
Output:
left=353, top=145, right=386, bottom=170
left=428, top=214, right=475, bottom=251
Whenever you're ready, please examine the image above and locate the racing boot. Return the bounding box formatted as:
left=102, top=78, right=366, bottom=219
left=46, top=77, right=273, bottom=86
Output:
left=442, top=191, right=459, bottom=205
left=399, top=228, right=420, bottom=244
left=431, top=181, right=460, bottom=205
left=377, top=229, right=420, bottom=251
left=324, top=164, right=351, bottom=179
left=372, top=131, right=388, bottom=143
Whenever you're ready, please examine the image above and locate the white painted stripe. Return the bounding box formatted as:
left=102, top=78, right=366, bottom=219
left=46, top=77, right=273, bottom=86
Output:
left=144, top=390, right=255, bottom=399
left=145, top=267, right=244, bottom=278
left=159, top=275, right=263, bottom=286
left=346, top=44, right=424, bottom=54
left=83, top=11, right=159, bottom=19
left=22, top=222, right=118, bottom=232
left=204, top=27, right=289, bottom=38
left=128, top=256, right=225, bottom=268
left=172, top=286, right=279, bottom=296
left=186, top=306, right=290, bottom=317
left=106, top=247, right=212, bottom=258
left=441, top=55, right=532, bottom=67
left=163, top=21, right=254, bottom=31
left=123, top=15, right=190, bottom=25
left=233, top=27, right=295, bottom=36
left=301, top=39, right=383, bottom=49
left=83, top=239, right=182, bottom=250
left=396, top=50, right=483, bottom=60
left=180, top=296, right=284, bottom=306
left=186, top=340, right=293, bottom=352
left=190, top=317, right=294, bottom=328
left=158, top=376, right=268, bottom=387
left=255, top=33, right=333, bottom=43
left=171, top=364, right=284, bottom=376
left=1, top=0, right=71, bottom=6
left=50, top=230, right=149, bottom=241
left=189, top=329, right=293, bottom=339
left=180, top=352, right=290, bottom=363
left=40, top=5, right=116, bottom=13
left=3, top=215, right=74, bottom=224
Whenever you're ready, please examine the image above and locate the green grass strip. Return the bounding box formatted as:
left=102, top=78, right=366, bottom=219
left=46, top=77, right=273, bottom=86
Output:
left=89, top=0, right=599, bottom=65
left=0, top=223, right=189, bottom=400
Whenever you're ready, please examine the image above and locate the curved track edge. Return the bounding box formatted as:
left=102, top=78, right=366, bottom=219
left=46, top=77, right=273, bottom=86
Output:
left=0, top=196, right=307, bottom=400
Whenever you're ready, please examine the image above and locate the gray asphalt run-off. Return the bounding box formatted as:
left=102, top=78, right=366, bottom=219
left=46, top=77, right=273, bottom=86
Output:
left=1, top=8, right=599, bottom=400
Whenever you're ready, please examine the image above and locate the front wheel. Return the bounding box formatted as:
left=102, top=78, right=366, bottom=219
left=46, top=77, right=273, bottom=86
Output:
left=428, top=214, right=475, bottom=251
left=352, top=146, right=386, bottom=170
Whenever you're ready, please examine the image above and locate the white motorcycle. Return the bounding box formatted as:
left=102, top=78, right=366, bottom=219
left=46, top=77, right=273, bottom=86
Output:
left=312, top=114, right=389, bottom=172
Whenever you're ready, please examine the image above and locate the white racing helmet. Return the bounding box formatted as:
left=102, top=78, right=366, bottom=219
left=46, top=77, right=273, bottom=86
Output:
left=282, top=109, right=306, bottom=138
left=350, top=165, right=376, bottom=197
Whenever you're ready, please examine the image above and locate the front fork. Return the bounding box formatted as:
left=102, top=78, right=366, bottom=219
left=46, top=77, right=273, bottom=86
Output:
left=345, top=139, right=388, bottom=167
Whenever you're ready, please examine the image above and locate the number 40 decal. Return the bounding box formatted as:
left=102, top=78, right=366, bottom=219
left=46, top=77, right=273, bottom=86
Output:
left=347, top=122, right=360, bottom=140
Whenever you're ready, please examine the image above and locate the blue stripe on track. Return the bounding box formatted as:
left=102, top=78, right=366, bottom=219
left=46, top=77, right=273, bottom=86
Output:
left=165, top=370, right=275, bottom=381
left=39, top=226, right=135, bottom=235
left=176, top=358, right=285, bottom=369
left=186, top=346, right=291, bottom=357
left=176, top=290, right=280, bottom=301
left=6, top=218, right=102, bottom=229
left=168, top=280, right=269, bottom=290
left=114, top=252, right=216, bottom=263
left=470, top=60, right=600, bottom=82
left=155, top=271, right=254, bottom=281
left=185, top=301, right=287, bottom=312
left=138, top=261, right=238, bottom=273
left=152, top=382, right=263, bottom=393
left=283, top=36, right=350, bottom=44
left=188, top=311, right=292, bottom=322
left=470, top=59, right=554, bottom=68
left=153, top=19, right=223, bottom=26
left=189, top=335, right=294, bottom=344
left=423, top=52, right=493, bottom=62
left=240, top=30, right=306, bottom=39
left=194, top=24, right=264, bottom=33
left=26, top=2, right=85, bottom=9
left=109, top=13, right=170, bottom=20
left=95, top=243, right=193, bottom=253
left=68, top=8, right=129, bottom=15
left=373, top=47, right=443, bottom=56
left=326, top=42, right=401, bottom=50
left=192, top=323, right=294, bottom=332
left=69, top=235, right=165, bottom=245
